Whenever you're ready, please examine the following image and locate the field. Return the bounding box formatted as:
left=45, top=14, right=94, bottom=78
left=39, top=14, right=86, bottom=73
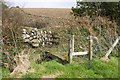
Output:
left=22, top=8, right=72, bottom=19
left=19, top=8, right=74, bottom=28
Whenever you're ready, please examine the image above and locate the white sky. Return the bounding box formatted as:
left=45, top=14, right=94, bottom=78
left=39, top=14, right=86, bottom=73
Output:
left=5, top=0, right=77, bottom=8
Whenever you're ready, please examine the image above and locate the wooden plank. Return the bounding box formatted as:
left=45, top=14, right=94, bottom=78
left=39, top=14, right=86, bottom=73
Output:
left=72, top=51, right=88, bottom=56
left=53, top=54, right=65, bottom=60
left=46, top=52, right=68, bottom=64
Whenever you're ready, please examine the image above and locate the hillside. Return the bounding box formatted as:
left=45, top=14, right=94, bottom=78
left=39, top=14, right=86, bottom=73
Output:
left=22, top=8, right=72, bottom=19
left=16, top=8, right=73, bottom=28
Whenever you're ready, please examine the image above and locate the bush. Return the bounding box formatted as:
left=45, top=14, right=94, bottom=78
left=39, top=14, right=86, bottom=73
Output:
left=2, top=8, right=23, bottom=50
left=2, top=7, right=24, bottom=72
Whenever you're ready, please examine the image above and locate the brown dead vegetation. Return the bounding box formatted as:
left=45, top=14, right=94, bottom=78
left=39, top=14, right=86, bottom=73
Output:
left=10, top=49, right=31, bottom=75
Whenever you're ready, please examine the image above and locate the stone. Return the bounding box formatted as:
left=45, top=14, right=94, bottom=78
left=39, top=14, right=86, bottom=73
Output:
left=23, top=29, right=26, bottom=32
left=30, top=39, right=40, bottom=47
left=22, top=35, right=27, bottom=40
left=22, top=27, right=53, bottom=47
left=30, top=33, right=34, bottom=36
left=33, top=36, right=37, bottom=39
left=26, top=34, right=30, bottom=38
left=29, top=37, right=33, bottom=41
left=40, top=31, right=43, bottom=34
left=24, top=38, right=30, bottom=42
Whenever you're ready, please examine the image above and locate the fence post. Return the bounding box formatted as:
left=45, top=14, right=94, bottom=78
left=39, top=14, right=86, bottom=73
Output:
left=68, top=35, right=74, bottom=64
left=105, top=36, right=120, bottom=57
left=71, top=35, right=74, bottom=53
left=68, top=35, right=72, bottom=64
left=89, top=36, right=93, bottom=60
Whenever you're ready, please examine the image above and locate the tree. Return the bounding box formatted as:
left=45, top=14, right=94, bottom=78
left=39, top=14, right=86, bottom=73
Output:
left=16, top=6, right=20, bottom=8
left=72, top=2, right=120, bottom=22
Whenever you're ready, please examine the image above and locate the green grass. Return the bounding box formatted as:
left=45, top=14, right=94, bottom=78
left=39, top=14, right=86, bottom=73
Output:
left=89, top=57, right=118, bottom=78
left=22, top=73, right=40, bottom=78
left=1, top=56, right=118, bottom=78
left=1, top=67, right=10, bottom=78
left=21, top=57, right=118, bottom=78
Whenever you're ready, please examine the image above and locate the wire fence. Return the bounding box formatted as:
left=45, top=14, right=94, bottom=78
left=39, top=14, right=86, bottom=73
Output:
left=5, top=8, right=119, bottom=63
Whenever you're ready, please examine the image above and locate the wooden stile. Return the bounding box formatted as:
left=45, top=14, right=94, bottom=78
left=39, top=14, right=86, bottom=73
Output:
left=68, top=35, right=93, bottom=64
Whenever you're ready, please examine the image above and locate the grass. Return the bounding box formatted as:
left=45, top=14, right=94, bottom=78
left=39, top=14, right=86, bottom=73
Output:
left=2, top=57, right=117, bottom=78
left=1, top=67, right=10, bottom=78
left=89, top=57, right=118, bottom=78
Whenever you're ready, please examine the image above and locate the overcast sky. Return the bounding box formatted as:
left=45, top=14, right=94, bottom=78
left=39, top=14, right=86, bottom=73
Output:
left=5, top=0, right=77, bottom=8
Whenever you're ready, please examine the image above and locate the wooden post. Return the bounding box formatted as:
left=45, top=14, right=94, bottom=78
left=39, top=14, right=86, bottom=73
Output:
left=68, top=35, right=74, bottom=64
left=89, top=36, right=93, bottom=60
left=68, top=36, right=72, bottom=64
left=105, top=36, right=120, bottom=57
left=71, top=35, right=74, bottom=53
left=101, top=36, right=120, bottom=62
